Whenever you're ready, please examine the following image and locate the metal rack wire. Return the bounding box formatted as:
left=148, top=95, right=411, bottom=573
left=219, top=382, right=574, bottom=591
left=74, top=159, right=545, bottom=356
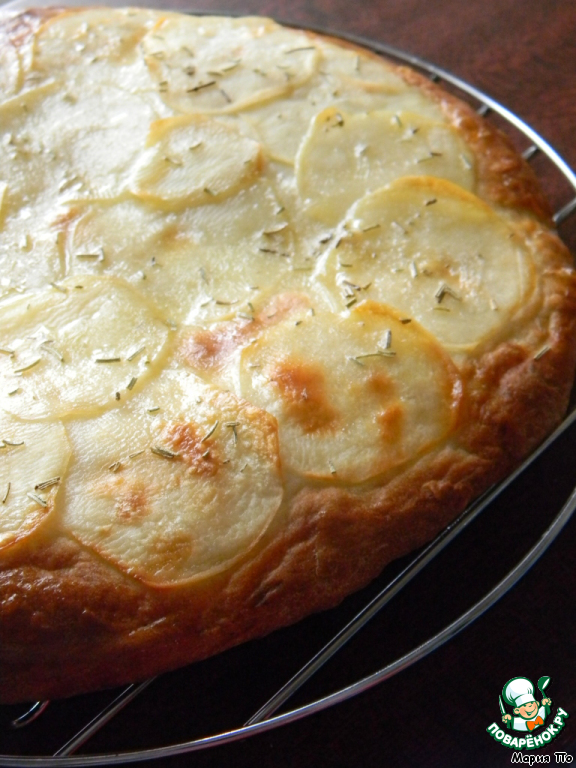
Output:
left=1, top=18, right=576, bottom=767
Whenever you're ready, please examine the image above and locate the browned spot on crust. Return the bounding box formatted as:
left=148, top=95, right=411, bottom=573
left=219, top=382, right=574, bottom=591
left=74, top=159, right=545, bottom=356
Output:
left=254, top=293, right=311, bottom=327
left=269, top=360, right=338, bottom=433
left=179, top=328, right=236, bottom=370
left=179, top=293, right=311, bottom=371
left=162, top=422, right=220, bottom=476
left=377, top=402, right=404, bottom=444
left=115, top=485, right=150, bottom=523
left=366, top=371, right=397, bottom=400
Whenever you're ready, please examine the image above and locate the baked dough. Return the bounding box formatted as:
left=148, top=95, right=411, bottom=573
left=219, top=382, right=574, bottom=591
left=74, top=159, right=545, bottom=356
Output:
left=0, top=7, right=575, bottom=704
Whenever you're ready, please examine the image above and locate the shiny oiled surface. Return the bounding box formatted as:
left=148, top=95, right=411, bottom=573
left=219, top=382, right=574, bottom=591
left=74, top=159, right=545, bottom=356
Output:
left=1, top=0, right=576, bottom=765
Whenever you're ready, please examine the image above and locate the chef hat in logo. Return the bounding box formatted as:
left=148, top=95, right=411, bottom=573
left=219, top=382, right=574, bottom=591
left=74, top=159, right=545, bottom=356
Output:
left=503, top=677, right=536, bottom=708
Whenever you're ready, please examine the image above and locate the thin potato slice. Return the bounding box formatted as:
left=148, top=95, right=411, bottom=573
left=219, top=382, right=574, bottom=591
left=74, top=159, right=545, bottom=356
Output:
left=319, top=177, right=536, bottom=349
left=0, top=80, right=157, bottom=210
left=0, top=416, right=71, bottom=552
left=32, top=7, right=159, bottom=93
left=239, top=303, right=461, bottom=482
left=0, top=276, right=170, bottom=420
left=62, top=370, right=283, bottom=584
left=296, top=109, right=474, bottom=225
left=130, top=115, right=263, bottom=208
left=243, top=44, right=444, bottom=166
left=141, top=15, right=319, bottom=114
left=66, top=181, right=297, bottom=325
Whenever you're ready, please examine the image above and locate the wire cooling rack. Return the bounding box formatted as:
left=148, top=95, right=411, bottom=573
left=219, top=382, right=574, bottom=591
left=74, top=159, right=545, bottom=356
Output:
left=1, top=13, right=576, bottom=767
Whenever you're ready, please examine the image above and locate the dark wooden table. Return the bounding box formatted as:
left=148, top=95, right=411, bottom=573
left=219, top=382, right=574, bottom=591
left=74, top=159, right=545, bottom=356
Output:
left=1, top=0, right=576, bottom=765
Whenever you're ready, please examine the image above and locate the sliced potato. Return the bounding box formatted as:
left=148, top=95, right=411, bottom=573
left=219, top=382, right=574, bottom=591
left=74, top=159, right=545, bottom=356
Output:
left=319, top=177, right=535, bottom=349
left=62, top=370, right=283, bottom=584
left=243, top=46, right=443, bottom=166
left=66, top=181, right=297, bottom=325
left=130, top=115, right=263, bottom=208
left=141, top=14, right=319, bottom=114
left=296, top=109, right=474, bottom=225
left=0, top=80, right=157, bottom=212
left=32, top=7, right=159, bottom=93
left=0, top=276, right=170, bottom=420
left=0, top=416, right=71, bottom=552
left=238, top=303, right=461, bottom=482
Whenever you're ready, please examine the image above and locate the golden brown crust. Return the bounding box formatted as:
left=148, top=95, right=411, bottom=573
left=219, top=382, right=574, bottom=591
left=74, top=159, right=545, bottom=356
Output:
left=0, top=9, right=575, bottom=705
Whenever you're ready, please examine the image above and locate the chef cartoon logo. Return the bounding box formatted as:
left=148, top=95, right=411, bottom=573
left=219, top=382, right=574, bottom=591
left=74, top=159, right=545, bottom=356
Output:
left=487, top=676, right=569, bottom=751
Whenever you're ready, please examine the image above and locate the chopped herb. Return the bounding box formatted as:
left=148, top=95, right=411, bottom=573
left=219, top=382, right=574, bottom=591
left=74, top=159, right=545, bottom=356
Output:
left=353, top=350, right=396, bottom=362
left=400, top=318, right=412, bottom=324
left=345, top=297, right=357, bottom=308
left=409, top=261, right=419, bottom=278
left=147, top=406, right=160, bottom=413
left=128, top=449, right=145, bottom=459
left=224, top=421, right=239, bottom=444
left=328, top=459, right=337, bottom=475
left=115, top=391, right=121, bottom=401
left=362, top=223, right=380, bottom=232
left=127, top=376, right=138, bottom=391
left=201, top=420, right=219, bottom=442
left=201, top=449, right=210, bottom=459
left=27, top=492, right=47, bottom=508
left=108, top=461, right=122, bottom=472
left=7, top=387, right=20, bottom=396
left=95, top=357, right=121, bottom=363
left=41, top=343, right=65, bottom=362
left=534, top=345, right=550, bottom=360
left=3, top=440, right=24, bottom=447
left=187, top=80, right=217, bottom=93
left=263, top=223, right=288, bottom=235
left=127, top=346, right=145, bottom=362
left=151, top=446, right=180, bottom=459
left=49, top=282, right=68, bottom=294
left=13, top=358, right=41, bottom=374
left=425, top=198, right=437, bottom=206
left=221, top=60, right=240, bottom=72
left=2, top=483, right=10, bottom=504
left=435, top=283, right=461, bottom=304
left=0, top=348, right=14, bottom=356
left=35, top=477, right=60, bottom=491
left=285, top=46, right=316, bottom=54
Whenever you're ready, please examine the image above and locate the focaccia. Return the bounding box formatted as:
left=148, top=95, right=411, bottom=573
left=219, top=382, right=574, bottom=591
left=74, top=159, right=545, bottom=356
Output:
left=0, top=7, right=575, bottom=704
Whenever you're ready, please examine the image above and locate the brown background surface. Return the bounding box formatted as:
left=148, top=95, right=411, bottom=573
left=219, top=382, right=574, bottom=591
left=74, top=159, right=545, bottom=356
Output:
left=1, top=0, right=576, bottom=765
